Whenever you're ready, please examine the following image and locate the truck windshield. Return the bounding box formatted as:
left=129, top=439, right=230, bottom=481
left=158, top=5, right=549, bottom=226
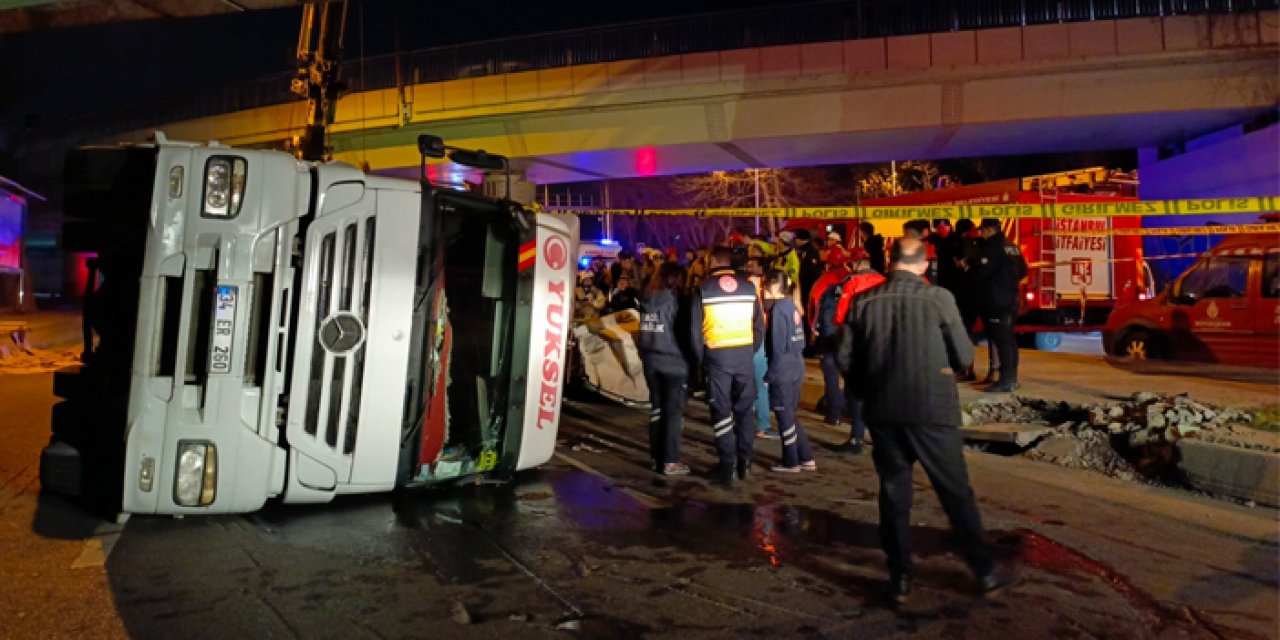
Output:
left=1181, top=257, right=1251, bottom=300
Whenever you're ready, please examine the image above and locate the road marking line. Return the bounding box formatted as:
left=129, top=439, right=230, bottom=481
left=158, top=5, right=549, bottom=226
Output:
left=70, top=521, right=125, bottom=569
left=553, top=452, right=669, bottom=509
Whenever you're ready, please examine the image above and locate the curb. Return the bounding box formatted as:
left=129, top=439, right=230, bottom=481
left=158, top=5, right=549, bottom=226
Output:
left=799, top=367, right=1279, bottom=508
left=1176, top=440, right=1279, bottom=507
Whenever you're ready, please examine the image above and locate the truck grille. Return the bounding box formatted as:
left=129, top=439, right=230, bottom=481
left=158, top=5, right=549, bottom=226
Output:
left=301, top=217, right=376, bottom=456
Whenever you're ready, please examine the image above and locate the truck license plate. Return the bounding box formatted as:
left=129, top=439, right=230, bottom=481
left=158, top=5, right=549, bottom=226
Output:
left=210, top=285, right=237, bottom=375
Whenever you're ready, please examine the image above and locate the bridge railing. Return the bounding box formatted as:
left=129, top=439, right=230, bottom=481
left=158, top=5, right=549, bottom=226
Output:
left=394, top=0, right=1280, bottom=84
left=68, top=0, right=1277, bottom=139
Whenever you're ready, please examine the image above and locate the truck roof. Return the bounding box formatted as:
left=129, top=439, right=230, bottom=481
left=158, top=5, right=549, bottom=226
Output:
left=1210, top=233, right=1280, bottom=256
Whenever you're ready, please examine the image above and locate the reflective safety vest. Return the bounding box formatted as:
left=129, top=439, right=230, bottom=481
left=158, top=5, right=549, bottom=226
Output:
left=699, top=269, right=758, bottom=349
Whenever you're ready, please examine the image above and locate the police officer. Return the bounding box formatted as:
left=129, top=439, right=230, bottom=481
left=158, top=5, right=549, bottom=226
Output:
left=638, top=262, right=693, bottom=476
left=762, top=269, right=815, bottom=473
left=972, top=219, right=1025, bottom=393
left=690, top=246, right=766, bottom=485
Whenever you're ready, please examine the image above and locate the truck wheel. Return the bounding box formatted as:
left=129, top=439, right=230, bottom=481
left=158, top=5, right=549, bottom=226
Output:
left=1034, top=332, right=1063, bottom=352
left=1117, top=329, right=1166, bottom=360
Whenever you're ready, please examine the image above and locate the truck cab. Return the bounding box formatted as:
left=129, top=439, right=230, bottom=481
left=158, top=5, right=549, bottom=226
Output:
left=41, top=135, right=578, bottom=515
left=1104, top=234, right=1279, bottom=368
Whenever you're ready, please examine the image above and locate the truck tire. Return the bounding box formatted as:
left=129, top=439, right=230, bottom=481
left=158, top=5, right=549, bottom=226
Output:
left=1034, top=332, right=1063, bottom=352
left=1116, top=329, right=1167, bottom=360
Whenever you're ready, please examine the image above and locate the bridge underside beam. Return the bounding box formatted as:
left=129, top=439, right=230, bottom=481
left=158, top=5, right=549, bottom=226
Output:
left=323, top=49, right=1277, bottom=182
left=118, top=15, right=1279, bottom=183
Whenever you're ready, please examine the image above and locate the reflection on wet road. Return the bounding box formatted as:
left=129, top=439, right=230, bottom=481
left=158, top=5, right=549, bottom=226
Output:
left=101, top=401, right=1273, bottom=639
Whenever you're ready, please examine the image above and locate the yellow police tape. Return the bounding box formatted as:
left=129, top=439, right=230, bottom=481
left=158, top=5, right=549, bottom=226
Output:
left=548, top=196, right=1278, bottom=221
left=1045, top=223, right=1280, bottom=237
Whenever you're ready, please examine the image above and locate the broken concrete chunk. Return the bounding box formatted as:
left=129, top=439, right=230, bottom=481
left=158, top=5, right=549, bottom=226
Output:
left=1034, top=436, right=1080, bottom=463
left=450, top=600, right=472, bottom=625
left=1128, top=427, right=1160, bottom=447
left=1146, top=409, right=1167, bottom=430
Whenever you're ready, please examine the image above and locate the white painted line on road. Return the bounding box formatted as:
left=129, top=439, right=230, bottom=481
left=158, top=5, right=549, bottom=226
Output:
left=553, top=452, right=669, bottom=509
left=70, top=521, right=126, bottom=569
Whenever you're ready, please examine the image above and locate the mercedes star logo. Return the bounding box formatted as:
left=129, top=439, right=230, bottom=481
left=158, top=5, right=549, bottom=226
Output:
left=318, top=311, right=366, bottom=354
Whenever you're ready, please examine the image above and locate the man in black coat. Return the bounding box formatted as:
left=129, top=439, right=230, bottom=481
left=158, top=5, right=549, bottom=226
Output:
left=794, top=229, right=823, bottom=352
left=795, top=229, right=823, bottom=308
left=857, top=221, right=887, bottom=275
left=843, top=238, right=1019, bottom=604
left=971, top=219, right=1025, bottom=393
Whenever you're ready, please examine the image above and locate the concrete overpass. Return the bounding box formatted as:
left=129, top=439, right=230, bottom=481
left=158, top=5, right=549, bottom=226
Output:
left=112, top=11, right=1279, bottom=183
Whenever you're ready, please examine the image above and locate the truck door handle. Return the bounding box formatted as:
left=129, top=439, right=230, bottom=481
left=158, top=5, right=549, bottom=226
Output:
left=1230, top=304, right=1247, bottom=310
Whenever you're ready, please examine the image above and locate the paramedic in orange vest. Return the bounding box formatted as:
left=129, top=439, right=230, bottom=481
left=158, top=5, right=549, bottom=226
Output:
left=690, top=246, right=766, bottom=485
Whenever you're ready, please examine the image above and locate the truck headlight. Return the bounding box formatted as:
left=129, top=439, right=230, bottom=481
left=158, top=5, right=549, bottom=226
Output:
left=174, top=441, right=217, bottom=506
left=201, top=156, right=247, bottom=218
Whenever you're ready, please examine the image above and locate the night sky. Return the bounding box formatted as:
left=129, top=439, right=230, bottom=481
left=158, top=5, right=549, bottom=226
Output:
left=0, top=0, right=793, bottom=126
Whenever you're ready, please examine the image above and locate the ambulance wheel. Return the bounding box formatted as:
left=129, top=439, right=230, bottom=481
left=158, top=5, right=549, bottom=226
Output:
left=1117, top=329, right=1166, bottom=361
left=1034, top=332, right=1063, bottom=352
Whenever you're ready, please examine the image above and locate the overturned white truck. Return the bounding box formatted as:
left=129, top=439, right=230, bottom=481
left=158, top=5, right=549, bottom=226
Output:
left=41, top=134, right=578, bottom=516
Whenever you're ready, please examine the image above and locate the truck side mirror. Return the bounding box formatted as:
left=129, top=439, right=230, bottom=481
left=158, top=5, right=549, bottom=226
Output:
left=1168, top=283, right=1196, bottom=306
left=417, top=134, right=446, bottom=158
left=448, top=149, right=507, bottom=171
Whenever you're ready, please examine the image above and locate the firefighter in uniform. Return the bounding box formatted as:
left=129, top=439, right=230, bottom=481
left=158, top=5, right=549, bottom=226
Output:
left=690, top=246, right=766, bottom=485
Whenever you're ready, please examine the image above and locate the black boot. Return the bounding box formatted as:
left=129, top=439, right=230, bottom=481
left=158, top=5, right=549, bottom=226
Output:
left=711, top=464, right=735, bottom=486
left=886, top=574, right=912, bottom=605
left=979, top=559, right=1022, bottom=597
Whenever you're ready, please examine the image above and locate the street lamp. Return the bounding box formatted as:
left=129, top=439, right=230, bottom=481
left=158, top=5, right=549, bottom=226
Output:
left=753, top=168, right=761, bottom=235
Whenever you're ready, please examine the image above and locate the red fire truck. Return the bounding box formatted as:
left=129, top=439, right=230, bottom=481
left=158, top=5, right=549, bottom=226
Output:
left=794, top=168, right=1155, bottom=350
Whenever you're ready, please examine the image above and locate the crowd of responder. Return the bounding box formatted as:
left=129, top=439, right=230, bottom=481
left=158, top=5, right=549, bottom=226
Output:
left=579, top=217, right=1026, bottom=602
left=578, top=219, right=1029, bottom=449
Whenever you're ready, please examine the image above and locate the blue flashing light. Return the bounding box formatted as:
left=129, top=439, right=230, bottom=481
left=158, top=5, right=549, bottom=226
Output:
left=579, top=256, right=592, bottom=269
left=599, top=238, right=618, bottom=245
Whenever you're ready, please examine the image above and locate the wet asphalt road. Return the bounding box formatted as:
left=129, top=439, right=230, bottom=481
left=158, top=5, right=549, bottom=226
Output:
left=3, top=369, right=1277, bottom=640
left=95, top=396, right=1275, bottom=640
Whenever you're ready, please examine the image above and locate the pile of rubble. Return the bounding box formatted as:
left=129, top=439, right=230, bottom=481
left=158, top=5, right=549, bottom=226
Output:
left=1084, top=391, right=1261, bottom=448
left=962, top=392, right=1269, bottom=484
left=1026, top=424, right=1139, bottom=480
left=963, top=397, right=1085, bottom=427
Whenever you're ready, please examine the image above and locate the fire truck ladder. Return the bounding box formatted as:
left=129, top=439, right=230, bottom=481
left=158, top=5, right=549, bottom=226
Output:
left=1037, top=181, right=1058, bottom=310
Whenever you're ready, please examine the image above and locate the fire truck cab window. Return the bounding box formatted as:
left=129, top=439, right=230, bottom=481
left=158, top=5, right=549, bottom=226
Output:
left=1180, top=257, right=1250, bottom=299
left=1263, top=253, right=1279, bottom=299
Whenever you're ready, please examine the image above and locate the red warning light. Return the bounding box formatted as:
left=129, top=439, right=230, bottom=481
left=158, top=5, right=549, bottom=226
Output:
left=635, top=147, right=657, bottom=176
